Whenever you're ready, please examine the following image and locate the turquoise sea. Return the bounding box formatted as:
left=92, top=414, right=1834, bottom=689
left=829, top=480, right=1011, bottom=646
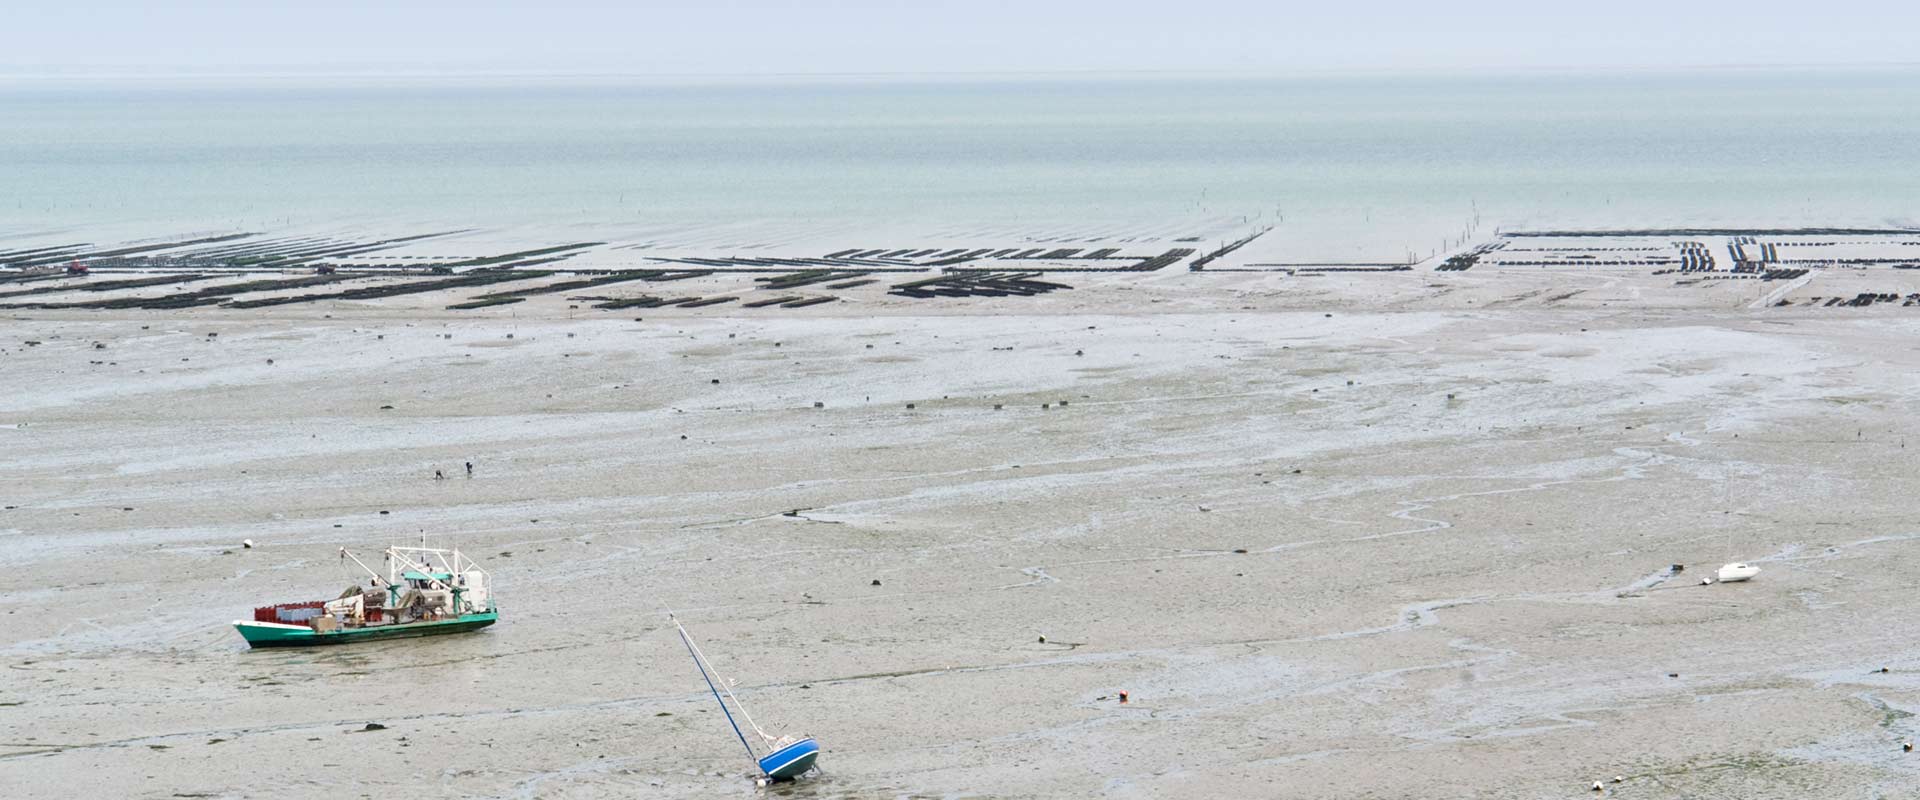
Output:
left=3, top=69, right=1918, bottom=256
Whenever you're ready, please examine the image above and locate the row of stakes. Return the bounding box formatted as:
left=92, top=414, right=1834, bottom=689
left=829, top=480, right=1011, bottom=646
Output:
left=806, top=400, right=1072, bottom=410
left=702, top=372, right=1089, bottom=410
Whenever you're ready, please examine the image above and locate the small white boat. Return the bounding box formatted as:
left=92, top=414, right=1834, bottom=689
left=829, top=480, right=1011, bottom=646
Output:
left=1715, top=562, right=1760, bottom=583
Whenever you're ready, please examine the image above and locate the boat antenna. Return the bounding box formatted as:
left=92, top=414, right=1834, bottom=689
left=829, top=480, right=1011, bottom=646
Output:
left=668, top=608, right=762, bottom=766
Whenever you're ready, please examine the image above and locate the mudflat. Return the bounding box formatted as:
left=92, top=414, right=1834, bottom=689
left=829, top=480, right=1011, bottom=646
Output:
left=5, top=272, right=1920, bottom=799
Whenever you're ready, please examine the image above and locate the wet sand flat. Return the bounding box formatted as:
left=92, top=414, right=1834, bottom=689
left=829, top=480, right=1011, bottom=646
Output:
left=6, top=292, right=1920, bottom=798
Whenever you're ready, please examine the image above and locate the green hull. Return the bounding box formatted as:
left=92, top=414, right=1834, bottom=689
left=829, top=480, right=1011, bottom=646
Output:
left=235, top=611, right=498, bottom=648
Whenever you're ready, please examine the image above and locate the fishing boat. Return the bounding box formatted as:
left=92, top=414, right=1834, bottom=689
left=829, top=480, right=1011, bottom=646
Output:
left=671, top=613, right=821, bottom=782
left=232, top=545, right=497, bottom=648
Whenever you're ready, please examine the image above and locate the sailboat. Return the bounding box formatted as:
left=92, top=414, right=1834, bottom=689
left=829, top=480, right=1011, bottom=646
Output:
left=671, top=613, right=821, bottom=782
left=1708, top=468, right=1761, bottom=584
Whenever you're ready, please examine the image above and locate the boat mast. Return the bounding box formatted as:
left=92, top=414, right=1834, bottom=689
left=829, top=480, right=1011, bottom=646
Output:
left=675, top=616, right=761, bottom=766
left=695, top=633, right=772, bottom=746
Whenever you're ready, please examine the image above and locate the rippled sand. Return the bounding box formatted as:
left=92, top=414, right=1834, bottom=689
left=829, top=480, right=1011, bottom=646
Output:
left=6, top=273, right=1920, bottom=799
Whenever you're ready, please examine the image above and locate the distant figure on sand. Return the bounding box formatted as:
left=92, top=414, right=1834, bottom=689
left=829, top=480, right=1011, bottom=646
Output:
left=434, top=469, right=445, bottom=480
left=465, top=461, right=473, bottom=477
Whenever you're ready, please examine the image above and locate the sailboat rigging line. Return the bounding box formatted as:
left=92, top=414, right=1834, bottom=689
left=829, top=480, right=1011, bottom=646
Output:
left=703, top=637, right=771, bottom=741
left=661, top=604, right=774, bottom=740
left=677, top=620, right=760, bottom=765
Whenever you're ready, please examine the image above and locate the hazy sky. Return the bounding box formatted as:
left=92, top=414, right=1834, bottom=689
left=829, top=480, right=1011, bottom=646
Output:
left=5, top=1, right=1914, bottom=76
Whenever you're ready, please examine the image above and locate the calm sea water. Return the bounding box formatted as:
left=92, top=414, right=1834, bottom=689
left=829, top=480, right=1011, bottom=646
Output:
left=3, top=69, right=1918, bottom=255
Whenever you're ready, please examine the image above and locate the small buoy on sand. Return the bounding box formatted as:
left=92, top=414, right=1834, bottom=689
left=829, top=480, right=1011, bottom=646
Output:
left=1591, top=781, right=1604, bottom=791
left=242, top=539, right=254, bottom=549
left=1613, top=776, right=1624, bottom=783
left=870, top=579, right=881, bottom=586
left=1905, top=741, right=1913, bottom=752
left=1038, top=635, right=1046, bottom=643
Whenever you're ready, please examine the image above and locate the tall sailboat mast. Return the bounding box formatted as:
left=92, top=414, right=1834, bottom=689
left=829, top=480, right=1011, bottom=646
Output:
left=674, top=617, right=760, bottom=763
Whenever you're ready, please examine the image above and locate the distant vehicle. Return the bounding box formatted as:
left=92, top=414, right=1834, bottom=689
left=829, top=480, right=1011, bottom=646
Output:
left=65, top=261, right=88, bottom=275
left=314, top=265, right=337, bottom=274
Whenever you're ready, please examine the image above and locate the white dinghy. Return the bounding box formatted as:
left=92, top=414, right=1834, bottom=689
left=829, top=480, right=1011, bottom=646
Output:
left=1714, top=562, right=1760, bottom=583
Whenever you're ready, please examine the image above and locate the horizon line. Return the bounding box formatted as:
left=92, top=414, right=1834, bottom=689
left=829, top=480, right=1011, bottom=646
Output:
left=3, top=60, right=1919, bottom=85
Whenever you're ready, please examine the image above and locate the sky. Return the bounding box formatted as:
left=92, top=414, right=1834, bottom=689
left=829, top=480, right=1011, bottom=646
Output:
left=4, top=1, right=1915, bottom=77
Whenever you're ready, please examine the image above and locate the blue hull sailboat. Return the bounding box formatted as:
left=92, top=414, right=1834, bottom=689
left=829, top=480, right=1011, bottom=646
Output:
left=758, top=735, right=820, bottom=780
left=672, top=613, right=823, bottom=783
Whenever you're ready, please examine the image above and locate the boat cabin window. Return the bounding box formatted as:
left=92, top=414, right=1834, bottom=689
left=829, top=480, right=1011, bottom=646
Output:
left=400, top=570, right=454, bottom=589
